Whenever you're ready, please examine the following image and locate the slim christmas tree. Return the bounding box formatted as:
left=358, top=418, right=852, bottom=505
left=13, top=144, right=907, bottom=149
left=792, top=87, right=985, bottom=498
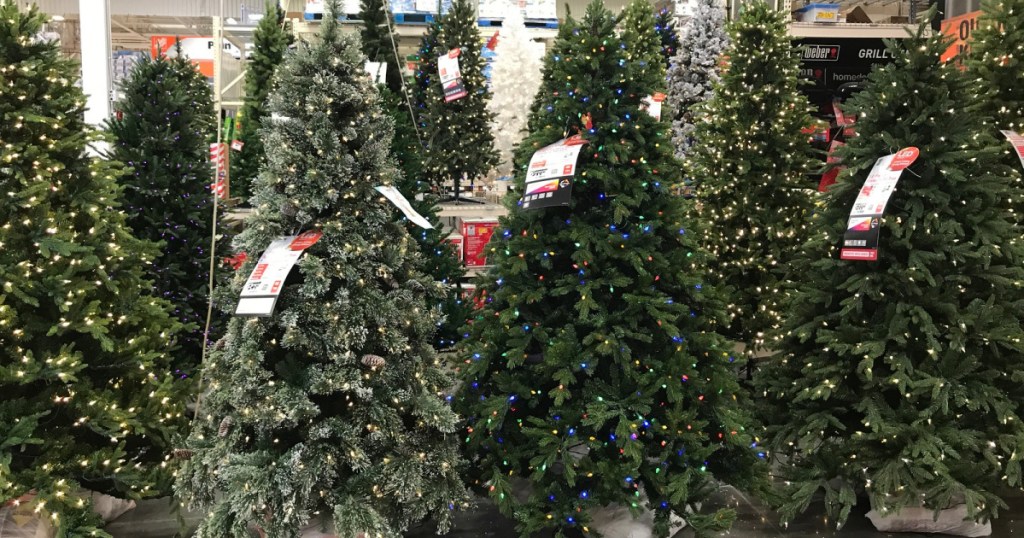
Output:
left=420, top=0, right=499, bottom=197
left=175, top=5, right=467, bottom=536
left=107, top=52, right=225, bottom=374
left=487, top=6, right=543, bottom=176
left=360, top=0, right=404, bottom=93
left=455, top=2, right=766, bottom=536
left=381, top=87, right=470, bottom=350
left=666, top=0, right=728, bottom=161
left=412, top=20, right=442, bottom=132
left=685, top=0, right=814, bottom=356
left=0, top=4, right=186, bottom=535
left=654, top=7, right=679, bottom=70
left=757, top=24, right=1024, bottom=527
left=231, top=0, right=293, bottom=202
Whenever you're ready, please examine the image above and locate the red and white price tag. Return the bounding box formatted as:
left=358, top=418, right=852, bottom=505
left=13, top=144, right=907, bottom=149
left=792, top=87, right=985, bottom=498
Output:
left=235, top=231, right=323, bottom=317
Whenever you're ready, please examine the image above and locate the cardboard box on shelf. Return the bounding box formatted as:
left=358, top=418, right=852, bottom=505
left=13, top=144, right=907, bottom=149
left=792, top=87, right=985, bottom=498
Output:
left=460, top=217, right=499, bottom=267
left=444, top=231, right=464, bottom=261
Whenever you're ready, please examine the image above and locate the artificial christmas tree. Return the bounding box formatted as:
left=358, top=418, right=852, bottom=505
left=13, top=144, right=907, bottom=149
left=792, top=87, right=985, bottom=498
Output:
left=420, top=0, right=499, bottom=200
left=654, top=7, right=679, bottom=70
left=621, top=0, right=667, bottom=93
left=757, top=22, right=1024, bottom=531
left=412, top=21, right=443, bottom=132
left=685, top=0, right=815, bottom=357
left=382, top=87, right=470, bottom=350
left=487, top=6, right=543, bottom=176
left=231, top=0, right=293, bottom=202
left=455, top=2, right=767, bottom=536
left=175, top=5, right=467, bottom=536
left=0, top=4, right=187, bottom=535
left=666, top=0, right=728, bottom=161
left=968, top=0, right=1024, bottom=133
left=360, top=0, right=404, bottom=93
left=967, top=0, right=1024, bottom=208
left=107, top=51, right=225, bottom=375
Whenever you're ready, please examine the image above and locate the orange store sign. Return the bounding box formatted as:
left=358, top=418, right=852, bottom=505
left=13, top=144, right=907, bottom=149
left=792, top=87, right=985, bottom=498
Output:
left=940, top=11, right=981, bottom=63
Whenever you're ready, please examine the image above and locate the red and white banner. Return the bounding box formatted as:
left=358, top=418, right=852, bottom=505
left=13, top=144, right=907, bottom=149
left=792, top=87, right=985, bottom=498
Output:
left=1001, top=130, right=1024, bottom=170
left=236, top=231, right=323, bottom=317
left=840, top=148, right=919, bottom=261
left=209, top=142, right=228, bottom=199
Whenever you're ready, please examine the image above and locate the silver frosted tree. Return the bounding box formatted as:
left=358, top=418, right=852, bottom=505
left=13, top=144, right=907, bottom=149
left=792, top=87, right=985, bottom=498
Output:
left=667, top=0, right=728, bottom=160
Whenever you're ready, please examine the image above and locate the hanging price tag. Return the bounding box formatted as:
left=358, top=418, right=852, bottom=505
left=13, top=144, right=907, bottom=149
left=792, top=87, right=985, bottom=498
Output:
left=235, top=231, right=323, bottom=316
left=840, top=148, right=918, bottom=261
left=521, top=135, right=587, bottom=210
left=375, top=186, right=434, bottom=229
left=643, top=93, right=667, bottom=121
left=1000, top=131, right=1024, bottom=170
left=438, top=48, right=467, bottom=102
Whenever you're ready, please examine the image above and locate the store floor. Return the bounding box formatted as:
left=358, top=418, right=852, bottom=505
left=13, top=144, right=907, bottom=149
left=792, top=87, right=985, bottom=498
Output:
left=106, top=486, right=1024, bottom=537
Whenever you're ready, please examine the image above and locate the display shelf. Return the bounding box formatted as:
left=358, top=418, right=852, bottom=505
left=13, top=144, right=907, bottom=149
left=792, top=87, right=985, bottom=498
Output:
left=437, top=200, right=508, bottom=218
left=787, top=21, right=922, bottom=37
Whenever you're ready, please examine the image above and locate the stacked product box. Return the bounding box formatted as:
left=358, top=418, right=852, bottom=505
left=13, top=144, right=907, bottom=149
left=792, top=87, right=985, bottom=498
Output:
left=460, top=217, right=498, bottom=268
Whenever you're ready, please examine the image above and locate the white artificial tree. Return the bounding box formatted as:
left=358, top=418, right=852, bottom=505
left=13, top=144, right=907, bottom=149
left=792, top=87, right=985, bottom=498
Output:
left=667, top=0, right=728, bottom=160
left=487, top=4, right=543, bottom=176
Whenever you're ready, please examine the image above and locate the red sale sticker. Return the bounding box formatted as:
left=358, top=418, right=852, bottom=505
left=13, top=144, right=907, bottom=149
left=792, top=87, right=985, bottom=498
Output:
left=889, top=147, right=919, bottom=171
left=289, top=230, right=323, bottom=251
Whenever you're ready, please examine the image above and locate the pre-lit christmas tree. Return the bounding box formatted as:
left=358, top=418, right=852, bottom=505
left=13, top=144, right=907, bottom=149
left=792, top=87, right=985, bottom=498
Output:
left=0, top=4, right=186, bottom=535
left=488, top=6, right=543, bottom=175
left=420, top=0, right=499, bottom=194
left=757, top=23, right=1024, bottom=528
left=175, top=5, right=467, bottom=536
left=654, top=7, right=679, bottom=70
left=685, top=0, right=814, bottom=356
left=455, top=2, right=767, bottom=536
left=524, top=13, right=578, bottom=136
left=968, top=0, right=1024, bottom=203
left=412, top=20, right=442, bottom=132
left=107, top=52, right=225, bottom=374
left=231, top=0, right=293, bottom=201
left=360, top=0, right=404, bottom=93
left=381, top=87, right=470, bottom=350
left=621, top=0, right=666, bottom=91
left=666, top=0, right=728, bottom=160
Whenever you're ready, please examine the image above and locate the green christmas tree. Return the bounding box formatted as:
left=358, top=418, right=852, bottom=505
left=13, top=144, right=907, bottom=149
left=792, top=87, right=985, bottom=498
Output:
left=360, top=0, right=404, bottom=93
left=107, top=52, right=225, bottom=375
left=420, top=0, right=499, bottom=193
left=231, top=0, right=293, bottom=202
left=621, top=0, right=667, bottom=89
left=0, top=4, right=187, bottom=535
left=524, top=12, right=578, bottom=136
left=454, top=2, right=767, bottom=536
left=412, top=20, right=443, bottom=131
left=967, top=0, right=1024, bottom=207
left=685, top=0, right=815, bottom=357
left=757, top=23, right=1024, bottom=527
left=654, top=7, right=679, bottom=70
left=175, top=6, right=467, bottom=536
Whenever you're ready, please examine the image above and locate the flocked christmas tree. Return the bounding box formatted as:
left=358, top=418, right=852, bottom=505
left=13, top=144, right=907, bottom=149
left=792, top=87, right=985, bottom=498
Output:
left=756, top=23, right=1024, bottom=527
left=360, top=0, right=404, bottom=93
left=685, top=0, right=814, bottom=356
left=420, top=0, right=499, bottom=195
left=666, top=0, right=728, bottom=161
left=175, top=5, right=468, bottom=536
left=967, top=0, right=1024, bottom=203
left=455, top=2, right=767, bottom=536
left=487, top=5, right=543, bottom=176
left=107, top=51, right=225, bottom=375
left=0, top=4, right=187, bottom=535
left=654, top=7, right=679, bottom=70
left=231, top=0, right=293, bottom=202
